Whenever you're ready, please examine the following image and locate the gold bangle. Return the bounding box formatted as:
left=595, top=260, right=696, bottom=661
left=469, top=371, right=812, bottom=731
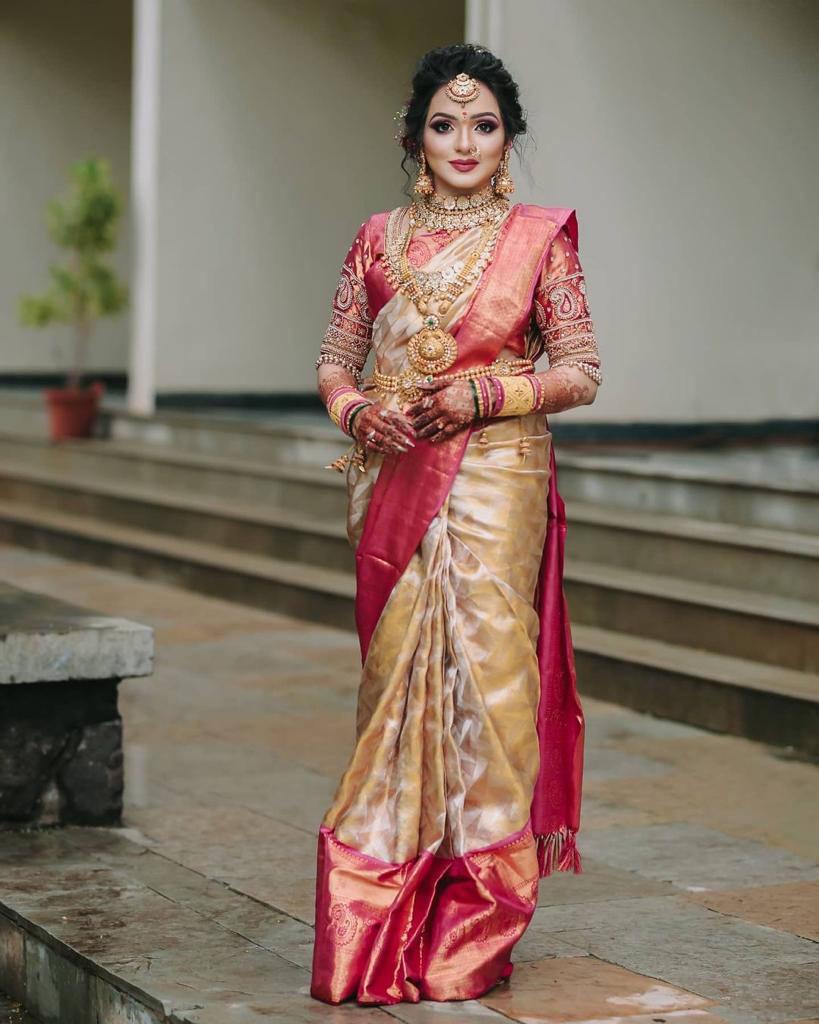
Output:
left=495, top=375, right=538, bottom=417
left=328, top=387, right=368, bottom=428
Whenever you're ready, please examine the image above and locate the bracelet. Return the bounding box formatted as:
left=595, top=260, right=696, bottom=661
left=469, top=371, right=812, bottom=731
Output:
left=478, top=376, right=492, bottom=419
left=491, top=374, right=539, bottom=417
left=526, top=373, right=544, bottom=412
left=488, top=376, right=505, bottom=416
left=327, top=386, right=372, bottom=436
left=346, top=402, right=369, bottom=437
left=469, top=379, right=481, bottom=418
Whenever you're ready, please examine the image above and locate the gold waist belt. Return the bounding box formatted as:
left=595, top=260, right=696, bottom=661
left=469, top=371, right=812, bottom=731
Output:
left=372, top=358, right=535, bottom=403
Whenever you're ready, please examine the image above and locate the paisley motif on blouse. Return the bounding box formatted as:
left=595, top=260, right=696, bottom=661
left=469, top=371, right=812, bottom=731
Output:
left=532, top=228, right=602, bottom=384
left=317, top=221, right=375, bottom=381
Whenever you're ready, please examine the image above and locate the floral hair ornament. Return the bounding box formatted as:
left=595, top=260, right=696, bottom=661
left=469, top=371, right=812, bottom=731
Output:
left=393, top=102, right=410, bottom=146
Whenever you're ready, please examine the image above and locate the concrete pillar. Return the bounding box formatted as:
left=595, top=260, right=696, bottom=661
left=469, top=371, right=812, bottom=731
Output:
left=466, top=0, right=504, bottom=51
left=128, top=0, right=161, bottom=415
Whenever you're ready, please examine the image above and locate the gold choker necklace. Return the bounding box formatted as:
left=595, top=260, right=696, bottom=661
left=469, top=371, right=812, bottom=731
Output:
left=411, top=187, right=510, bottom=232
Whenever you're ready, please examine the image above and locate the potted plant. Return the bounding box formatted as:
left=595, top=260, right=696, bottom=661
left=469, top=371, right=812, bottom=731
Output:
left=19, top=157, right=129, bottom=441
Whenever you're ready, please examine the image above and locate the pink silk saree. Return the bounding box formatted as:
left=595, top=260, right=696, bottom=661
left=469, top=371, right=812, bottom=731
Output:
left=311, top=204, right=585, bottom=1005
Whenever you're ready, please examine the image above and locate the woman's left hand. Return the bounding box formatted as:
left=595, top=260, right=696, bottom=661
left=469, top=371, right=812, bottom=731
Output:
left=404, top=379, right=476, bottom=442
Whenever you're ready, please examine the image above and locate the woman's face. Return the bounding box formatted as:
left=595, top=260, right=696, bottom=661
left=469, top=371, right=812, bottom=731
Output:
left=421, top=82, right=507, bottom=197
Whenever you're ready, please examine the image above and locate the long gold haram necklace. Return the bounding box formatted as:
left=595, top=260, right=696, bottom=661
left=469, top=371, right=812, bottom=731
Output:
left=385, top=212, right=505, bottom=377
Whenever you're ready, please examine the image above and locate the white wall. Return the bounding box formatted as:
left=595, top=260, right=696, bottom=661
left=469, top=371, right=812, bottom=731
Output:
left=0, top=1, right=132, bottom=376
left=151, top=0, right=463, bottom=395
left=486, top=0, right=819, bottom=423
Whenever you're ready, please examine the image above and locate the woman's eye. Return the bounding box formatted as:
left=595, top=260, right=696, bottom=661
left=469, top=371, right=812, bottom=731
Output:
left=476, top=121, right=498, bottom=133
left=431, top=121, right=453, bottom=133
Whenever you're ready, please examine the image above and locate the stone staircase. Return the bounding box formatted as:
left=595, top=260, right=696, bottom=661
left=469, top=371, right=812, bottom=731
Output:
left=0, top=396, right=816, bottom=754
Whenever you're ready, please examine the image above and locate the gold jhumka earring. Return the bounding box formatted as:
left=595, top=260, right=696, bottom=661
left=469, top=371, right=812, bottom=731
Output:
left=494, top=147, right=515, bottom=195
left=414, top=150, right=434, bottom=196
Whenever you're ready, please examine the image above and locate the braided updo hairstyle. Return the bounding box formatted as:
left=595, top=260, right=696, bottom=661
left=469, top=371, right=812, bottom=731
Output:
left=397, top=43, right=528, bottom=192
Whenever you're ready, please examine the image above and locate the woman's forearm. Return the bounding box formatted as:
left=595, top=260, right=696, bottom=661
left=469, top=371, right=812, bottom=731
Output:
left=317, top=363, right=359, bottom=407
left=532, top=365, right=599, bottom=412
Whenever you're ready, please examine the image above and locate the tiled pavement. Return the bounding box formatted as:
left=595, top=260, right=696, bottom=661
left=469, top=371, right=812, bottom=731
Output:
left=1, top=543, right=818, bottom=1024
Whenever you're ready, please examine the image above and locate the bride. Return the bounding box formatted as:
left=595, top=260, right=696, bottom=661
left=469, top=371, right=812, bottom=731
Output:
left=312, top=42, right=601, bottom=1006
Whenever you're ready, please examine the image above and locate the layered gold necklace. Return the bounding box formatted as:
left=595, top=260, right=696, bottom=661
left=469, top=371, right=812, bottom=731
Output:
left=382, top=192, right=509, bottom=382
left=411, top=184, right=509, bottom=232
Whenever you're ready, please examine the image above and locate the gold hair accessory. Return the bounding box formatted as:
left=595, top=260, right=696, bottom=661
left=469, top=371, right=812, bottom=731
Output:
left=445, top=72, right=481, bottom=105
left=414, top=150, right=434, bottom=196
left=494, top=148, right=515, bottom=195
left=393, top=103, right=409, bottom=145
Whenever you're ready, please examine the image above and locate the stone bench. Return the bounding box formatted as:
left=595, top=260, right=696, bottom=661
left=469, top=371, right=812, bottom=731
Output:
left=0, top=582, right=153, bottom=827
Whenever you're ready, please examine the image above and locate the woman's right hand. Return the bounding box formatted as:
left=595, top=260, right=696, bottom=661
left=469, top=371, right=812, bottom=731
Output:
left=352, top=401, right=416, bottom=455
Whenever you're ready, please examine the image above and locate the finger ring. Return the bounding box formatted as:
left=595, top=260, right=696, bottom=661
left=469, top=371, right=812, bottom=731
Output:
left=436, top=419, right=446, bottom=430
left=366, top=428, right=377, bottom=441
left=422, top=398, right=434, bottom=410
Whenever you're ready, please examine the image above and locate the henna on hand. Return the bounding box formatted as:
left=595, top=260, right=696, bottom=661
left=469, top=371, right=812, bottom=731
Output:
left=318, top=364, right=416, bottom=455
left=352, top=401, right=416, bottom=455
left=317, top=365, right=359, bottom=406
left=405, top=380, right=476, bottom=442
left=535, top=366, right=597, bottom=412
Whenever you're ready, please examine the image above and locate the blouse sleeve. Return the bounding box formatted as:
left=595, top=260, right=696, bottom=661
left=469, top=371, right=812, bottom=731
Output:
left=315, top=220, right=374, bottom=383
left=532, top=227, right=602, bottom=385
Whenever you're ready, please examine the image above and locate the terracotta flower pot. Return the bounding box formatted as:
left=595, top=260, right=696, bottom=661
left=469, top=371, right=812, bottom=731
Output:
left=44, top=381, right=105, bottom=441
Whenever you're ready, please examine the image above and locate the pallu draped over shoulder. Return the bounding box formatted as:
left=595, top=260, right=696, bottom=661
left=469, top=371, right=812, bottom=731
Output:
left=311, top=202, right=600, bottom=1006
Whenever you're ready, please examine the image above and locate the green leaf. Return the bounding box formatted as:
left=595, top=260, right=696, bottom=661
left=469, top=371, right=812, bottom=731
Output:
left=19, top=155, right=129, bottom=351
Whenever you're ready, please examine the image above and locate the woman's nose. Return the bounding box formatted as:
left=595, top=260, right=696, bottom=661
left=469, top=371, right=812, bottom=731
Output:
left=453, top=125, right=473, bottom=154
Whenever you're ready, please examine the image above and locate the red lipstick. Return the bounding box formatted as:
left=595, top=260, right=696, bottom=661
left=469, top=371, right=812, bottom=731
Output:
left=449, top=160, right=479, bottom=172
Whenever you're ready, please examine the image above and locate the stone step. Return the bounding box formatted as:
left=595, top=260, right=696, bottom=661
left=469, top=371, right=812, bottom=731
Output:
left=566, top=561, right=819, bottom=673
left=3, top=394, right=817, bottom=533
left=0, top=826, right=403, bottom=1023
left=1, top=464, right=817, bottom=671
left=0, top=435, right=349, bottom=521
left=0, top=499, right=816, bottom=755
left=0, top=461, right=354, bottom=573
left=4, top=427, right=819, bottom=546
left=573, top=624, right=819, bottom=756
left=556, top=451, right=819, bottom=534
left=1, top=438, right=818, bottom=602
left=105, top=406, right=819, bottom=534
left=566, top=501, right=819, bottom=603
left=0, top=500, right=356, bottom=632
left=106, top=405, right=348, bottom=468
left=0, top=393, right=51, bottom=440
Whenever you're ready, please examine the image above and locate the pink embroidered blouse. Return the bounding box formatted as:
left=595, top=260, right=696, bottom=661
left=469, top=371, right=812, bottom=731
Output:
left=316, top=220, right=601, bottom=386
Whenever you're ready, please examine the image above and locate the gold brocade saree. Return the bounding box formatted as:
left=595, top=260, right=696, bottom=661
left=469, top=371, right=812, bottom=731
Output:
left=312, top=213, right=558, bottom=1005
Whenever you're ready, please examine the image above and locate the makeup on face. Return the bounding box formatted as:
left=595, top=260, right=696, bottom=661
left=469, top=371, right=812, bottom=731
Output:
left=422, top=83, right=506, bottom=197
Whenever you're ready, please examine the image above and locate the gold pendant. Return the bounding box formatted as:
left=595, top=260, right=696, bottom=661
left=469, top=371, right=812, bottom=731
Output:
left=406, top=325, right=458, bottom=375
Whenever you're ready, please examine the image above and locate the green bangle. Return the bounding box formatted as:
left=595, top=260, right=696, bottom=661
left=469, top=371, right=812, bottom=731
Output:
left=469, top=378, right=481, bottom=418
left=346, top=402, right=369, bottom=436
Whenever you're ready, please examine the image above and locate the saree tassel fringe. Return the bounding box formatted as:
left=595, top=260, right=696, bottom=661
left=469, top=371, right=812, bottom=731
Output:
left=535, top=828, right=583, bottom=878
